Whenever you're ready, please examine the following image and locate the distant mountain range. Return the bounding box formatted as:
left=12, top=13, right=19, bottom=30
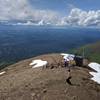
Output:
left=73, top=41, right=100, bottom=63
left=0, top=20, right=54, bottom=26
left=0, top=20, right=100, bottom=28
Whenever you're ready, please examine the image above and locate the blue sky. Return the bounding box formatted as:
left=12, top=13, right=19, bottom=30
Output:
left=29, top=0, right=100, bottom=15
left=0, top=0, right=100, bottom=27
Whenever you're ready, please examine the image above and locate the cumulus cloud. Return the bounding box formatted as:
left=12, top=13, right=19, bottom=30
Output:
left=0, top=0, right=59, bottom=24
left=0, top=0, right=100, bottom=27
left=60, top=8, right=100, bottom=27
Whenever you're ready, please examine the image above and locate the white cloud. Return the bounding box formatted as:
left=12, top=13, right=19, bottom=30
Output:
left=60, top=8, right=100, bottom=27
left=0, top=0, right=59, bottom=24
left=0, top=0, right=100, bottom=27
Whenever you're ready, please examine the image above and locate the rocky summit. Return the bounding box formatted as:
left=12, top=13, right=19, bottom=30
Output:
left=0, top=54, right=100, bottom=100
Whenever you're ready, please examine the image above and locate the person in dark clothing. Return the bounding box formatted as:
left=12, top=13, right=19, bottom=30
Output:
left=66, top=69, right=72, bottom=85
left=64, top=59, right=68, bottom=67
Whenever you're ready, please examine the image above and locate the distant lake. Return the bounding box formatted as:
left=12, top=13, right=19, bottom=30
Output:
left=0, top=25, right=100, bottom=65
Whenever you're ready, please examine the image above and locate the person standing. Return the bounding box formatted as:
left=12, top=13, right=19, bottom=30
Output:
left=64, top=59, right=68, bottom=67
left=66, top=56, right=72, bottom=85
left=66, top=69, right=72, bottom=85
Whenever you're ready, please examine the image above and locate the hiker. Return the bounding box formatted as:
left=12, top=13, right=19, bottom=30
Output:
left=66, top=57, right=72, bottom=85
left=68, top=60, right=71, bottom=68
left=64, top=58, right=68, bottom=67
left=66, top=69, right=72, bottom=85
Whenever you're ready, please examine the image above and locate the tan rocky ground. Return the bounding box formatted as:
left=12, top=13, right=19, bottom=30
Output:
left=0, top=53, right=100, bottom=100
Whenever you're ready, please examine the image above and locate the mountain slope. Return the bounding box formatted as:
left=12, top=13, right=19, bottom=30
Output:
left=73, top=41, right=100, bottom=63
left=0, top=54, right=100, bottom=100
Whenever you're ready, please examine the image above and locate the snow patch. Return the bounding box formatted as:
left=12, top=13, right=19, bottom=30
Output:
left=88, top=62, right=100, bottom=84
left=29, top=59, right=48, bottom=68
left=0, top=71, right=6, bottom=75
left=61, top=53, right=75, bottom=61
left=11, top=20, right=51, bottom=26
left=12, top=21, right=36, bottom=26
left=38, top=20, right=44, bottom=25
left=88, top=63, right=100, bottom=72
